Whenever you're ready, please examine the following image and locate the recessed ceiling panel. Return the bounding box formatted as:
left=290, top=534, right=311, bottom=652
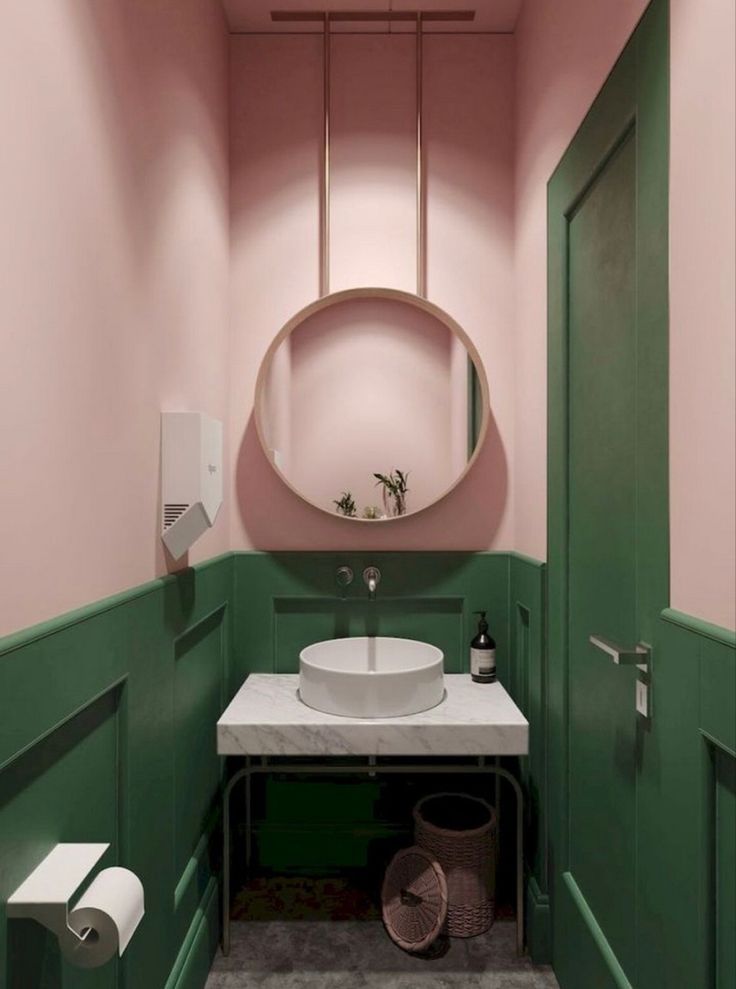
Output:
left=222, top=0, right=523, bottom=34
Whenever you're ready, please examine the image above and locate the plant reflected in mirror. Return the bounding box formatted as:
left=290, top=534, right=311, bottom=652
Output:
left=333, top=491, right=357, bottom=517
left=374, top=469, right=409, bottom=517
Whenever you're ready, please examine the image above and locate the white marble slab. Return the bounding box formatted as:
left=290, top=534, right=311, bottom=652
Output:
left=217, top=674, right=529, bottom=757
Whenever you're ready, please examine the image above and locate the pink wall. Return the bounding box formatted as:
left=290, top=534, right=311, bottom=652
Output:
left=669, top=0, right=735, bottom=629
left=229, top=35, right=515, bottom=550
left=0, top=0, right=230, bottom=637
left=3, top=1, right=732, bottom=636
left=513, top=0, right=735, bottom=629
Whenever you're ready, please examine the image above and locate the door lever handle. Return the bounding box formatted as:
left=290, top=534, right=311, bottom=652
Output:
left=589, top=635, right=650, bottom=671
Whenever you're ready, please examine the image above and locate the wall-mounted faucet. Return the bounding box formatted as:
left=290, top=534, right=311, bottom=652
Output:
left=336, top=566, right=354, bottom=588
left=363, top=566, right=381, bottom=600
left=335, top=566, right=354, bottom=599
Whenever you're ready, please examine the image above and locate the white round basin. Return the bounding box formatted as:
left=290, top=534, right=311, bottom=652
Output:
left=299, top=636, right=445, bottom=719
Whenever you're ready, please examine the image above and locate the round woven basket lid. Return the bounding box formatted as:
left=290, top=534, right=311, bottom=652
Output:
left=381, top=846, right=448, bottom=953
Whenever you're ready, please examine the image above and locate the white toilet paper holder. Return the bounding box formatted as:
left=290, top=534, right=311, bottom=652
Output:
left=7, top=843, right=143, bottom=966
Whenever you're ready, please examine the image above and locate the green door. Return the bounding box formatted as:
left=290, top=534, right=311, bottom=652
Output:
left=547, top=1, right=669, bottom=986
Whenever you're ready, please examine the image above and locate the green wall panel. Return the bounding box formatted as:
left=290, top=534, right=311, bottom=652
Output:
left=272, top=596, right=465, bottom=673
left=556, top=872, right=632, bottom=989
left=0, top=555, right=233, bottom=989
left=173, top=608, right=227, bottom=881
left=510, top=555, right=548, bottom=962
left=2, top=687, right=122, bottom=989
left=713, top=749, right=735, bottom=989
left=232, top=552, right=511, bottom=682
left=164, top=878, right=219, bottom=989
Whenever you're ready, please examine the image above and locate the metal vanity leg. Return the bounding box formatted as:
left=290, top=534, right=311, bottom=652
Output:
left=494, top=755, right=501, bottom=859
left=222, top=765, right=250, bottom=956
left=222, top=778, right=232, bottom=956
left=507, top=771, right=524, bottom=957
left=245, top=757, right=252, bottom=869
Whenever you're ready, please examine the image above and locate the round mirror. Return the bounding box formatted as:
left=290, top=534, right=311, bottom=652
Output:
left=254, top=288, right=489, bottom=521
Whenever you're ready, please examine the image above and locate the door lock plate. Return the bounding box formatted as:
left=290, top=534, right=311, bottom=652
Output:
left=636, top=678, right=650, bottom=719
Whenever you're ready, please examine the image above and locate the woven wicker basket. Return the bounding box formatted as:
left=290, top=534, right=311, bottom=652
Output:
left=413, top=792, right=496, bottom=938
left=381, top=846, right=448, bottom=954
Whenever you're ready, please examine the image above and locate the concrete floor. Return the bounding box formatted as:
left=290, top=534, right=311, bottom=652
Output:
left=206, top=920, right=560, bottom=988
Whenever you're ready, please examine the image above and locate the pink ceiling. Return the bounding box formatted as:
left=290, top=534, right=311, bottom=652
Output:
left=221, top=0, right=523, bottom=34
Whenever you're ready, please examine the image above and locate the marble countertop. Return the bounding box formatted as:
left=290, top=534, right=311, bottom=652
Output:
left=217, top=674, right=529, bottom=757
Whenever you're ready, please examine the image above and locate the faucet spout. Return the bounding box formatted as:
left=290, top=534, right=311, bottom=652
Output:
left=362, top=566, right=381, bottom=600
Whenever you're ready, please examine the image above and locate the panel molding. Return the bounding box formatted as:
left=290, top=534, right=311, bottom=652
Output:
left=0, top=675, right=127, bottom=776
left=661, top=607, right=736, bottom=647
left=173, top=603, right=230, bottom=707
left=173, top=605, right=229, bottom=900
left=164, top=876, right=219, bottom=989
left=0, top=553, right=233, bottom=657
left=562, top=872, right=633, bottom=989
left=174, top=809, right=222, bottom=918
left=526, top=875, right=551, bottom=966
left=711, top=747, right=736, bottom=989
left=510, top=554, right=548, bottom=933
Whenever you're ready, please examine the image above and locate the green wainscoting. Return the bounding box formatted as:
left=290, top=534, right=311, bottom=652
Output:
left=0, top=550, right=550, bottom=986
left=3, top=548, right=730, bottom=988
left=0, top=555, right=234, bottom=989
left=550, top=608, right=735, bottom=989
left=657, top=610, right=735, bottom=989
left=510, top=555, right=549, bottom=963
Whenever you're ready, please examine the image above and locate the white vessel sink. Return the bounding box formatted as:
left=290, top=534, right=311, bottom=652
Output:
left=299, top=636, right=445, bottom=719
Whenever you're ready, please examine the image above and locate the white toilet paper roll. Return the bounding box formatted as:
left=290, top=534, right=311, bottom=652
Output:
left=60, top=867, right=144, bottom=969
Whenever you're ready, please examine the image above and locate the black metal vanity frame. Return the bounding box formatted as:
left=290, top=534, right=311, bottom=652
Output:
left=221, top=757, right=525, bottom=957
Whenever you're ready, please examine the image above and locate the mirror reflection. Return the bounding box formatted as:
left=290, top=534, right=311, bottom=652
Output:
left=255, top=291, right=488, bottom=520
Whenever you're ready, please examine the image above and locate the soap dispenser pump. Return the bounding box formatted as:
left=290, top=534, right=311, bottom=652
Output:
left=470, top=611, right=496, bottom=683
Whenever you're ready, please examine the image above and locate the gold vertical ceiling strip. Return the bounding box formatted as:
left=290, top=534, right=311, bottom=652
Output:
left=320, top=10, right=427, bottom=299
left=321, top=12, right=331, bottom=298
left=416, top=12, right=426, bottom=298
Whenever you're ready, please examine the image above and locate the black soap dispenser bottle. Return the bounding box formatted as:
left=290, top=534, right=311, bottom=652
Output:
left=470, top=611, right=497, bottom=683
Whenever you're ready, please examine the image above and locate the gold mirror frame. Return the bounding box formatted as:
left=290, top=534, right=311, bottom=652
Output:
left=253, top=286, right=490, bottom=522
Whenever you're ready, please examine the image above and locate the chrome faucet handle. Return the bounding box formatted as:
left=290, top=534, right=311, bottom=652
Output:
left=336, top=566, right=354, bottom=587
left=362, top=566, right=381, bottom=599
